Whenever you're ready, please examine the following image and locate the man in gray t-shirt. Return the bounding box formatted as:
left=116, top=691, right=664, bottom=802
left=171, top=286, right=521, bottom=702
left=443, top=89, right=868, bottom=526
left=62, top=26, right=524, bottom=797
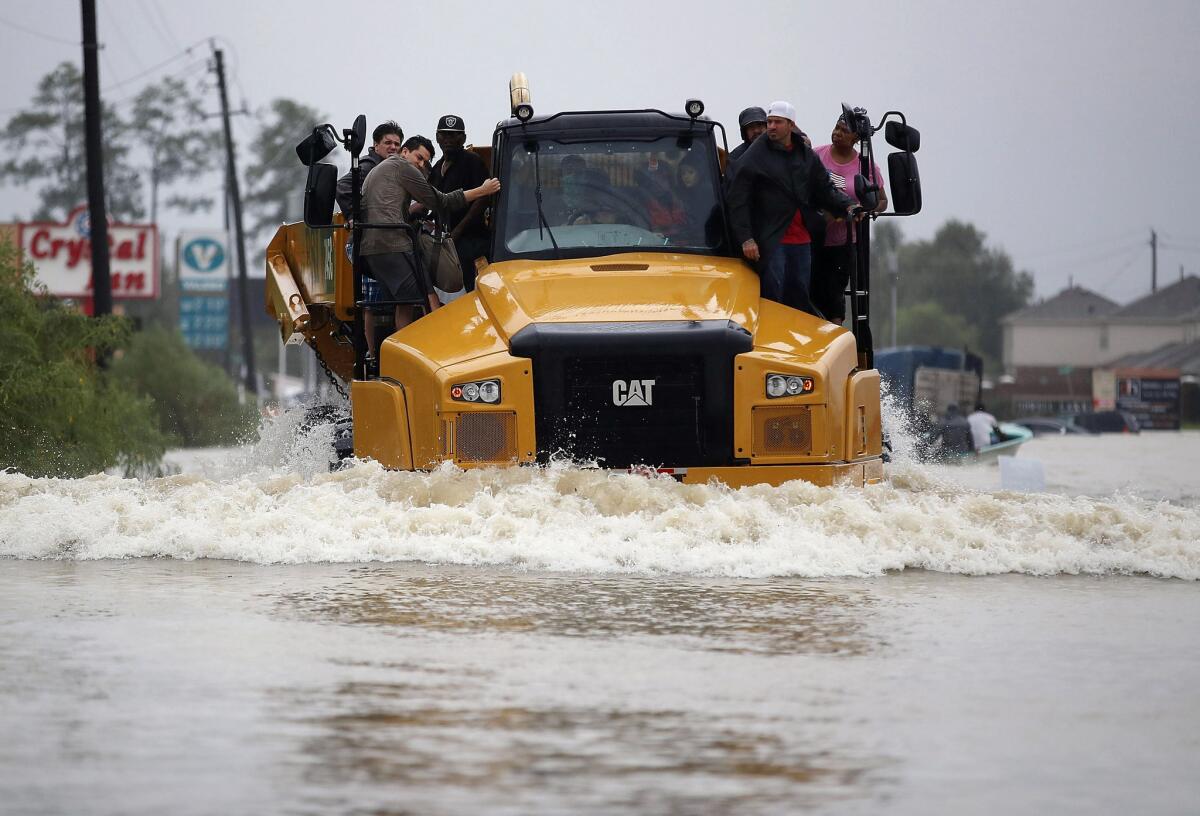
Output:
left=360, top=135, right=500, bottom=345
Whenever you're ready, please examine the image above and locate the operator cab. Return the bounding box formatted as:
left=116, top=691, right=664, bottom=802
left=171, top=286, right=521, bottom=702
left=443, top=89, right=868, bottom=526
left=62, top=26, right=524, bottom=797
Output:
left=491, top=110, right=733, bottom=263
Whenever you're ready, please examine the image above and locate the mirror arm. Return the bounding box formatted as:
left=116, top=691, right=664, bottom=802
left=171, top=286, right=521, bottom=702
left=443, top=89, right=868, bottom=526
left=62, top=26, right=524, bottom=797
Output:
left=875, top=111, right=908, bottom=133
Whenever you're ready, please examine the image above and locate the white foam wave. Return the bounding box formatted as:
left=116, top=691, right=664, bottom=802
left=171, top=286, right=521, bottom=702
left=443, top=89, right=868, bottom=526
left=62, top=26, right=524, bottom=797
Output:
left=2, top=457, right=1197, bottom=579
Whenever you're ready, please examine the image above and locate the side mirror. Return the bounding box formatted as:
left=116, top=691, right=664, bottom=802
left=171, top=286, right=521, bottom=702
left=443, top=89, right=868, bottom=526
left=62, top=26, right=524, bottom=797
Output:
left=854, top=174, right=879, bottom=213
left=885, top=121, right=921, bottom=153
left=295, top=126, right=337, bottom=167
left=303, top=162, right=337, bottom=227
left=346, top=114, right=367, bottom=159
left=887, top=152, right=922, bottom=216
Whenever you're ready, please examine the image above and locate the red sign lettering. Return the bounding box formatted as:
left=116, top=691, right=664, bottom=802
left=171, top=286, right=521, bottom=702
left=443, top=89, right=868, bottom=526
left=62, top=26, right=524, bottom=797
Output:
left=17, top=205, right=159, bottom=299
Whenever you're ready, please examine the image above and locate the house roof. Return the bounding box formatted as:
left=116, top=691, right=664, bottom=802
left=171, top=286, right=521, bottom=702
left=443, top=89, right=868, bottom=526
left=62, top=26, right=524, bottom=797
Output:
left=1104, top=340, right=1200, bottom=375
left=1003, top=286, right=1119, bottom=323
left=1109, top=275, right=1200, bottom=320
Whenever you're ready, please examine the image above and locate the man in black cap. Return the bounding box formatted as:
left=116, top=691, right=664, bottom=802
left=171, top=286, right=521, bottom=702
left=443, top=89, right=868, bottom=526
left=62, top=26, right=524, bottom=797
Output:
left=429, top=114, right=491, bottom=292
left=728, top=106, right=767, bottom=167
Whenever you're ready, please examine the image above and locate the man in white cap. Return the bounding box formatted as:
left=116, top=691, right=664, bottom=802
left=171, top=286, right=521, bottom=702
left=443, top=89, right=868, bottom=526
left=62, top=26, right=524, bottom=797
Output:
left=727, top=100, right=857, bottom=317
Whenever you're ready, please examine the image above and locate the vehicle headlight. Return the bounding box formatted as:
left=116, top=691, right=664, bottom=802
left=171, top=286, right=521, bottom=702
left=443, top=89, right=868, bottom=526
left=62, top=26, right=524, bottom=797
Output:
left=765, top=373, right=814, bottom=398
left=478, top=381, right=500, bottom=403
left=451, top=378, right=502, bottom=403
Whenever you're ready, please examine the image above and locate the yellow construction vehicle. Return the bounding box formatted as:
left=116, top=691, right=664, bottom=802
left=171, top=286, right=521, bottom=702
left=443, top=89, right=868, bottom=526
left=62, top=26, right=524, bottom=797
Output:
left=266, top=78, right=922, bottom=487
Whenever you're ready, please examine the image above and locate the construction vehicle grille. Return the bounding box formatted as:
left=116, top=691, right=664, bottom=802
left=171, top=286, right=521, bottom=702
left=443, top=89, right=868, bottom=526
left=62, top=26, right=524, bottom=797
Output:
left=454, top=412, right=518, bottom=463
left=752, top=406, right=813, bottom=457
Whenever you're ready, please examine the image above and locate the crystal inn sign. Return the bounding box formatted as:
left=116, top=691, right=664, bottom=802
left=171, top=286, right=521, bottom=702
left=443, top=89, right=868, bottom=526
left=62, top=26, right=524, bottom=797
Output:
left=17, top=205, right=159, bottom=300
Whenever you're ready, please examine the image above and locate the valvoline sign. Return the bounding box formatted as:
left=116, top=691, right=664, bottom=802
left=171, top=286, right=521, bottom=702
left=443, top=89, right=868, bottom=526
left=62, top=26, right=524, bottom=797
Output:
left=177, top=231, right=230, bottom=292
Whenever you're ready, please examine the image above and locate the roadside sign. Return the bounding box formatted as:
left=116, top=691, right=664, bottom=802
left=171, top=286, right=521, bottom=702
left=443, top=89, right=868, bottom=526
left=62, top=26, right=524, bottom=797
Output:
left=1116, top=373, right=1181, bottom=430
left=17, top=205, right=159, bottom=299
left=179, top=294, right=229, bottom=350
left=177, top=231, right=230, bottom=351
left=178, top=231, right=230, bottom=293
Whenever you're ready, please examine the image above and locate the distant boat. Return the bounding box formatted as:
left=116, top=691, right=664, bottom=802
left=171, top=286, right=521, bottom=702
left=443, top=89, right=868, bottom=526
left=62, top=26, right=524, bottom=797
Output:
left=972, top=422, right=1034, bottom=464
left=875, top=345, right=1032, bottom=465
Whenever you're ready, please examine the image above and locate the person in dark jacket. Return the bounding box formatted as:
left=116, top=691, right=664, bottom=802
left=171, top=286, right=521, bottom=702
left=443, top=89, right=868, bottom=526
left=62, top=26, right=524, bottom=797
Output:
left=727, top=106, right=767, bottom=166
left=928, top=403, right=975, bottom=460
left=727, top=100, right=857, bottom=317
left=429, top=114, right=490, bottom=292
left=335, top=120, right=403, bottom=216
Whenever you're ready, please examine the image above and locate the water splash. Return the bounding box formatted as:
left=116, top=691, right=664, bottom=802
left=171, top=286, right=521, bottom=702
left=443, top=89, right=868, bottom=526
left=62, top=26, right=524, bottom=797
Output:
left=2, top=452, right=1196, bottom=578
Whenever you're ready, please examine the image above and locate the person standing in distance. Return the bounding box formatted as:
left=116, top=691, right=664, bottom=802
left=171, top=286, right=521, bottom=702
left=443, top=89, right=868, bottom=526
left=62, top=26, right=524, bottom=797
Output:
left=727, top=100, right=856, bottom=317
left=360, top=136, right=500, bottom=345
left=429, top=114, right=491, bottom=292
left=967, top=402, right=999, bottom=452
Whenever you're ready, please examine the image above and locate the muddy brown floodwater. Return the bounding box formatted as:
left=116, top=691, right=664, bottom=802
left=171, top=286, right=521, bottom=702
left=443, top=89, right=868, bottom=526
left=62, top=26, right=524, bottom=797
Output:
left=2, top=422, right=1198, bottom=814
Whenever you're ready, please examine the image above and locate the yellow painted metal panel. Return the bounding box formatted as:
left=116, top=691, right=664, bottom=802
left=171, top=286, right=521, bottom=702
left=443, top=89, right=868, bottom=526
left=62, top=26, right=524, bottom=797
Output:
left=351, top=379, right=413, bottom=470
left=846, top=369, right=883, bottom=459
left=681, top=461, right=879, bottom=488
left=477, top=252, right=761, bottom=342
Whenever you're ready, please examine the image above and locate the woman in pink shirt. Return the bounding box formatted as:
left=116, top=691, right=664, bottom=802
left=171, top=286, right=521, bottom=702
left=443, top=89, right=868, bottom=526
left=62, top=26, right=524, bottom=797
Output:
left=812, top=114, right=887, bottom=323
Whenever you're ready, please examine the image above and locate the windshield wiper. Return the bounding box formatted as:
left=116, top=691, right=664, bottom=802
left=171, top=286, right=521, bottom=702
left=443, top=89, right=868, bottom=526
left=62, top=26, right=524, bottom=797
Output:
left=530, top=142, right=561, bottom=258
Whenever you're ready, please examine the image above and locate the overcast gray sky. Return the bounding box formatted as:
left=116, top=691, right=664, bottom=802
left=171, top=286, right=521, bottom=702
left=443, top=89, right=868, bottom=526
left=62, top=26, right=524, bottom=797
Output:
left=2, top=0, right=1199, bottom=304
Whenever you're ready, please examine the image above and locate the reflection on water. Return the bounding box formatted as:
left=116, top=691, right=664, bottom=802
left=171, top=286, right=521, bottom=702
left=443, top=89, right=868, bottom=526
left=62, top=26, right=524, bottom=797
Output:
left=274, top=567, right=879, bottom=656
left=291, top=689, right=879, bottom=815
left=261, top=567, right=888, bottom=813
left=4, top=427, right=1200, bottom=814
left=3, top=561, right=1198, bottom=815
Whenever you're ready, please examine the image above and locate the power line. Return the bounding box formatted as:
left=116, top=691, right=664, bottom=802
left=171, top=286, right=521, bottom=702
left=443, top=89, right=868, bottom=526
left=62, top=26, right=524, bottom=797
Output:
left=1160, top=243, right=1200, bottom=255
left=102, top=38, right=207, bottom=92
left=0, top=13, right=78, bottom=45
left=137, top=0, right=176, bottom=53
left=1093, top=245, right=1147, bottom=295
left=98, top=2, right=146, bottom=72
left=149, top=1, right=183, bottom=51
left=104, top=57, right=211, bottom=108
left=1031, top=239, right=1145, bottom=273
left=1019, top=229, right=1145, bottom=262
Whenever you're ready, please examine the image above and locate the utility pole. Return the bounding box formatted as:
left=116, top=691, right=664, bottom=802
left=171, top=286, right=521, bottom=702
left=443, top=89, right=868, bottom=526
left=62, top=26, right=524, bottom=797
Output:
left=1150, top=229, right=1158, bottom=293
left=223, top=166, right=233, bottom=376
left=888, top=247, right=899, bottom=347
left=80, top=0, right=111, bottom=318
left=211, top=44, right=257, bottom=395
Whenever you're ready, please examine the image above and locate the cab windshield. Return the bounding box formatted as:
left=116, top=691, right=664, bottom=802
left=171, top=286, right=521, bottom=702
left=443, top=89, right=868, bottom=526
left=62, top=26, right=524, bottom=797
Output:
left=497, top=136, right=725, bottom=259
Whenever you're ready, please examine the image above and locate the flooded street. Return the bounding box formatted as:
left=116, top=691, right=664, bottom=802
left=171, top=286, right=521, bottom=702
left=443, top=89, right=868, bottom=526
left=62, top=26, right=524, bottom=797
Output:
left=2, top=425, right=1199, bottom=814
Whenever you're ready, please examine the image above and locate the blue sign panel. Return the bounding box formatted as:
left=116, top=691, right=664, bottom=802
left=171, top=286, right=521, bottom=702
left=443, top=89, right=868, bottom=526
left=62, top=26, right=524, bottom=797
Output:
left=179, top=294, right=229, bottom=350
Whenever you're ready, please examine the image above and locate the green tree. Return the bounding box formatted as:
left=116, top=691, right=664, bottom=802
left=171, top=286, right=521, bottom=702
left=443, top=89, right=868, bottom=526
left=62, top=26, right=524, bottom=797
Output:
left=129, top=75, right=222, bottom=223
left=0, top=62, right=144, bottom=221
left=0, top=239, right=166, bottom=477
left=871, top=220, right=1033, bottom=369
left=110, top=326, right=257, bottom=447
left=243, top=98, right=326, bottom=243
left=895, top=301, right=981, bottom=350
